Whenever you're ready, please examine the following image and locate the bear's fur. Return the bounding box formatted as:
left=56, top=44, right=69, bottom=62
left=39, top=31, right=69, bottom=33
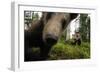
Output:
left=24, top=12, right=78, bottom=61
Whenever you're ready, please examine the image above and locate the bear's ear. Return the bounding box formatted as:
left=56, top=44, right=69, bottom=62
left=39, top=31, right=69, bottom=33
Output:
left=70, top=13, right=78, bottom=20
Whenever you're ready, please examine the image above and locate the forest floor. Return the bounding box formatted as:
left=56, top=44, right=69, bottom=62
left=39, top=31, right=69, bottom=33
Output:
left=48, top=40, right=90, bottom=60
left=32, top=40, right=90, bottom=60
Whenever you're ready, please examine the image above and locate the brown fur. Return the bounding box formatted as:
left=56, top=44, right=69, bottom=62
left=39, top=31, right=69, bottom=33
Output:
left=24, top=12, right=78, bottom=61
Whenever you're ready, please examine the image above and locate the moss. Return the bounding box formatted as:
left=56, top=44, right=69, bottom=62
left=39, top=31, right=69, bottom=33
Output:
left=31, top=40, right=90, bottom=60
left=48, top=40, right=90, bottom=60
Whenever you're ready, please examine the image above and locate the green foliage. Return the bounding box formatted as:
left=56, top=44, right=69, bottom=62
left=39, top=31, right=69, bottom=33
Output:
left=31, top=40, right=90, bottom=60
left=79, top=14, right=90, bottom=42
left=48, top=40, right=90, bottom=60
left=32, top=13, right=39, bottom=21
left=32, top=47, right=40, bottom=55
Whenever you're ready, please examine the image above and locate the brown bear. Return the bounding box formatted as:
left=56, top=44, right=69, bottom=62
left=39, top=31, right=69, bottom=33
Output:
left=24, top=12, right=78, bottom=61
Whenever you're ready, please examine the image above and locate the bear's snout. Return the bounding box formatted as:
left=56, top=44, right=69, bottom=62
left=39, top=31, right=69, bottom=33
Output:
left=45, top=33, right=58, bottom=45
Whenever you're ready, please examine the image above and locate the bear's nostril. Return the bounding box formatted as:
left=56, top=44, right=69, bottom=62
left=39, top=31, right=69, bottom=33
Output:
left=45, top=34, right=58, bottom=45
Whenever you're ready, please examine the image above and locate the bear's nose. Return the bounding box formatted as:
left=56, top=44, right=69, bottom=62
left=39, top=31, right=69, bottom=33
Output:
left=45, top=34, right=58, bottom=45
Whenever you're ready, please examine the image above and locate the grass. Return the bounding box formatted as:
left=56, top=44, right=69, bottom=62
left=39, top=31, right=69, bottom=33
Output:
left=48, top=40, right=90, bottom=60
left=32, top=39, right=90, bottom=60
